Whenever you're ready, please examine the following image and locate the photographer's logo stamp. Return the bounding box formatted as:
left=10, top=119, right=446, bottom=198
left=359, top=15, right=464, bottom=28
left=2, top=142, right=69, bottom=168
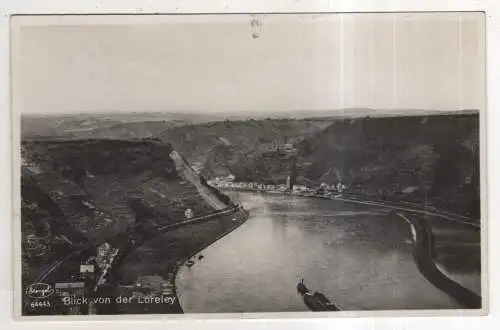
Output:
left=25, top=283, right=54, bottom=299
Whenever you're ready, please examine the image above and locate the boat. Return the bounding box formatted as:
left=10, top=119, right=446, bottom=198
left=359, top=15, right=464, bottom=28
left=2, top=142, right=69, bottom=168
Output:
left=296, top=279, right=341, bottom=311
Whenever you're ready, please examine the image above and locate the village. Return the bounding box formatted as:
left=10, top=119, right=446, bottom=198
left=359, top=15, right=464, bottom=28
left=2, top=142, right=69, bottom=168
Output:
left=207, top=174, right=347, bottom=197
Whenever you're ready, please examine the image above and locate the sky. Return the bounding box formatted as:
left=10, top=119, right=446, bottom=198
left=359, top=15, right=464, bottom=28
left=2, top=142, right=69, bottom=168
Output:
left=12, top=13, right=485, bottom=115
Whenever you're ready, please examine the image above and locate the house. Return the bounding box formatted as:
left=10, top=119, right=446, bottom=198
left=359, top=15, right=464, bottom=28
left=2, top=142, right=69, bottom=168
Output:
left=293, top=185, right=308, bottom=192
left=185, top=208, right=194, bottom=219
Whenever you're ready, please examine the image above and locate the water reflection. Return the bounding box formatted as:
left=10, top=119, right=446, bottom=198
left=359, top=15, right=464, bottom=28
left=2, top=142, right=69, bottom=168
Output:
left=176, top=192, right=466, bottom=313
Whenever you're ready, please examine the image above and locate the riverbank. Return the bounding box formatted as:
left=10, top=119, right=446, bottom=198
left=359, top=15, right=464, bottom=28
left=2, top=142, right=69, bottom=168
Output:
left=396, top=212, right=482, bottom=309
left=218, top=187, right=479, bottom=227
left=174, top=191, right=477, bottom=313
left=110, top=207, right=249, bottom=314
left=22, top=204, right=248, bottom=315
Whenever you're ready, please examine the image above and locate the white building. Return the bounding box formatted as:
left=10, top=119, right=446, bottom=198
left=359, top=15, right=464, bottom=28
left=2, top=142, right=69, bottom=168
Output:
left=185, top=208, right=194, bottom=219
left=293, top=185, right=308, bottom=192
left=97, top=242, right=112, bottom=258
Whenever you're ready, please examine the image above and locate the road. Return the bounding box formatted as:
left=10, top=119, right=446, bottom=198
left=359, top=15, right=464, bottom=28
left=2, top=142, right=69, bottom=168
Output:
left=397, top=213, right=482, bottom=309
left=23, top=205, right=244, bottom=315
left=177, top=191, right=480, bottom=312
left=24, top=149, right=238, bottom=315
left=320, top=194, right=479, bottom=228
left=217, top=188, right=479, bottom=227
left=169, top=151, right=226, bottom=210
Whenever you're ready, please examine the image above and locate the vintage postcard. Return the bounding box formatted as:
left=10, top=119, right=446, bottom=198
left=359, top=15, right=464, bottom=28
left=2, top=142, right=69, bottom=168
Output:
left=10, top=12, right=486, bottom=318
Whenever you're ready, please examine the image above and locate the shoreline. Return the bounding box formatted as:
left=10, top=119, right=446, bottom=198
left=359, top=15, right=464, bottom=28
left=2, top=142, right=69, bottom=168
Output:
left=396, top=213, right=482, bottom=309
left=111, top=207, right=250, bottom=315
left=22, top=205, right=249, bottom=316
left=24, top=190, right=479, bottom=315
left=173, top=207, right=250, bottom=312
left=110, top=193, right=480, bottom=315
left=218, top=187, right=479, bottom=227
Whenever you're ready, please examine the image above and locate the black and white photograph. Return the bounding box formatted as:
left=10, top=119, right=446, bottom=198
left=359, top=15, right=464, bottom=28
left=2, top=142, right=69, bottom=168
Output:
left=11, top=12, right=485, bottom=317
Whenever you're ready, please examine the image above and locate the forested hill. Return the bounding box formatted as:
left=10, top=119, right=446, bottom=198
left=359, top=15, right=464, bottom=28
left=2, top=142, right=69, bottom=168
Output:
left=160, top=118, right=336, bottom=168
left=20, top=111, right=481, bottom=218
left=231, top=113, right=480, bottom=218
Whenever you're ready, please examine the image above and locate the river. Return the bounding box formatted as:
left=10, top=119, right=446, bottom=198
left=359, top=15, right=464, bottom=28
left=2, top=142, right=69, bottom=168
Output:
left=175, top=192, right=480, bottom=313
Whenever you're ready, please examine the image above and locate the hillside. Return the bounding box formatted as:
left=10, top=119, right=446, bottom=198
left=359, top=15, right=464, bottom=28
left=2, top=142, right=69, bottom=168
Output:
left=65, top=121, right=182, bottom=139
left=20, top=138, right=230, bottom=283
left=21, top=113, right=206, bottom=139
left=160, top=118, right=335, bottom=171
left=229, top=113, right=480, bottom=218
left=20, top=111, right=481, bottom=221
left=200, top=144, right=246, bottom=178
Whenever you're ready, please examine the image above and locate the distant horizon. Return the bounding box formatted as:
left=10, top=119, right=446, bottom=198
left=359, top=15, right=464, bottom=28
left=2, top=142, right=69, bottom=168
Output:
left=20, top=107, right=480, bottom=117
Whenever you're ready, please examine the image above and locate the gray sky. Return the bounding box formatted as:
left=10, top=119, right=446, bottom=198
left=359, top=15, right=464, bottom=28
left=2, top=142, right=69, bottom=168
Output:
left=13, top=13, right=485, bottom=114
